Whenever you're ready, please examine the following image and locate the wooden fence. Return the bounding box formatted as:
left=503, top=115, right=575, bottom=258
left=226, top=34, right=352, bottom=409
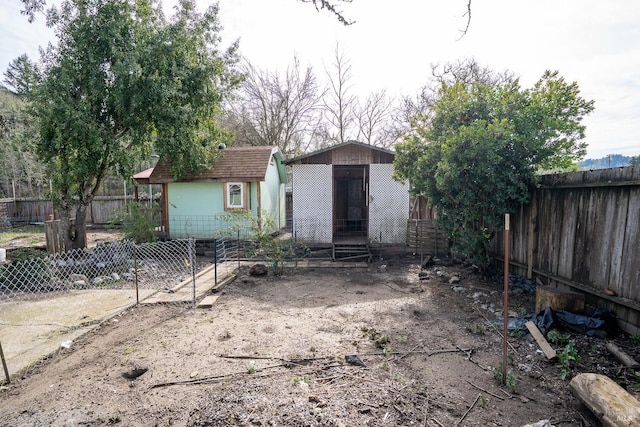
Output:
left=491, top=166, right=640, bottom=335
left=0, top=196, right=132, bottom=224
left=406, top=219, right=448, bottom=258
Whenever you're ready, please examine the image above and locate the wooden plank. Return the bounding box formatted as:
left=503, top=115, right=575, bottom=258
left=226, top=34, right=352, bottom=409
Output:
left=525, top=321, right=557, bottom=360
left=197, top=295, right=220, bottom=308
left=620, top=187, right=640, bottom=300
left=569, top=373, right=640, bottom=427
left=557, top=190, right=577, bottom=279
left=606, top=188, right=628, bottom=293
left=527, top=193, right=537, bottom=279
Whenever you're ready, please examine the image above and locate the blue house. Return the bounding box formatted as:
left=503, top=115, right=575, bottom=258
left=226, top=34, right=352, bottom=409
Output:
left=147, top=146, right=286, bottom=239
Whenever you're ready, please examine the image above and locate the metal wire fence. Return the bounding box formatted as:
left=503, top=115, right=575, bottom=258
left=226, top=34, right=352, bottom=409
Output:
left=0, top=239, right=205, bottom=304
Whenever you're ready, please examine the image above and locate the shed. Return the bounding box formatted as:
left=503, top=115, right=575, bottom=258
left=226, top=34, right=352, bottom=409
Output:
left=285, top=141, right=409, bottom=259
left=147, top=145, right=286, bottom=239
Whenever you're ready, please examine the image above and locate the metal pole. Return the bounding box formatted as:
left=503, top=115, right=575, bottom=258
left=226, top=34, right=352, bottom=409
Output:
left=237, top=229, right=240, bottom=270
left=190, top=238, right=196, bottom=307
left=134, top=243, right=139, bottom=304
left=502, top=213, right=510, bottom=385
left=0, top=341, right=10, bottom=384
left=214, top=238, right=218, bottom=286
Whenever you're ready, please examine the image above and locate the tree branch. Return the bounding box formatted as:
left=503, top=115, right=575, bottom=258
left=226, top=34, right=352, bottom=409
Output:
left=300, top=0, right=355, bottom=25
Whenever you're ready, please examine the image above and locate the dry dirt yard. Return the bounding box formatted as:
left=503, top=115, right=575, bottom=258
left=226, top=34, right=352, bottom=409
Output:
left=0, top=254, right=621, bottom=426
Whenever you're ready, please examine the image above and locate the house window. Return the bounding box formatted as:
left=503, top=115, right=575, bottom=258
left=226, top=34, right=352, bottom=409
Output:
left=225, top=182, right=245, bottom=210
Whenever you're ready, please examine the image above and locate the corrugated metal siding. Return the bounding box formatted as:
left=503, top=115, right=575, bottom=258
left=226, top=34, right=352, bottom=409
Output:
left=368, top=164, right=409, bottom=244
left=292, top=164, right=332, bottom=244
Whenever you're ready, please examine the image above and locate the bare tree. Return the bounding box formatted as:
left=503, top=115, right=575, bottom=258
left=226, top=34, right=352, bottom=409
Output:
left=224, top=58, right=324, bottom=157
left=392, top=58, right=515, bottom=140
left=323, top=44, right=357, bottom=145
left=355, top=89, right=394, bottom=148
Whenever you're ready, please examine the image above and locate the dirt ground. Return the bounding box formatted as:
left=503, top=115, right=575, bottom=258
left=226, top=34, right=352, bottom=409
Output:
left=0, top=250, right=637, bottom=426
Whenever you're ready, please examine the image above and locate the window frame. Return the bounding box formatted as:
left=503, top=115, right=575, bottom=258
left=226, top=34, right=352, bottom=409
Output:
left=224, top=182, right=246, bottom=211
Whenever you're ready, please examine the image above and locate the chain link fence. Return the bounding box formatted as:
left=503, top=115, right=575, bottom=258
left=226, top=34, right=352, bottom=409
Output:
left=0, top=239, right=202, bottom=304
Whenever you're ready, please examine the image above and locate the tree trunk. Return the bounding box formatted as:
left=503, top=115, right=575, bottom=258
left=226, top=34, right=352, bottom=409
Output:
left=58, top=204, right=89, bottom=250
left=569, top=373, right=640, bottom=426
left=71, top=204, right=88, bottom=250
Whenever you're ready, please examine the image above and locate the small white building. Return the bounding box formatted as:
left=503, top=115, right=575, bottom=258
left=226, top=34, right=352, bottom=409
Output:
left=285, top=141, right=409, bottom=260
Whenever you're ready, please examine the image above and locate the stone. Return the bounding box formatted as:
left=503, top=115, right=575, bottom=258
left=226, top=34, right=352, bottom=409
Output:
left=249, top=263, right=268, bottom=276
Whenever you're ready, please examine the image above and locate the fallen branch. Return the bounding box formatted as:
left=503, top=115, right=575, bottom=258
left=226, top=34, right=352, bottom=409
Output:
left=218, top=353, right=332, bottom=364
left=606, top=342, right=640, bottom=369
left=465, top=380, right=504, bottom=400
left=479, top=312, right=518, bottom=353
left=150, top=362, right=288, bottom=388
left=456, top=393, right=481, bottom=426
left=151, top=361, right=344, bottom=388
left=431, top=418, right=445, bottom=427
left=458, top=346, right=489, bottom=371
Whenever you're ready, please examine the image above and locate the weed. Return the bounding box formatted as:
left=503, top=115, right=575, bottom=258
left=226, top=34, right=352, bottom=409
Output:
left=479, top=395, right=488, bottom=408
left=291, top=376, right=311, bottom=384
left=547, top=330, right=571, bottom=346
left=109, top=202, right=159, bottom=243
left=383, top=347, right=392, bottom=358
left=558, top=340, right=580, bottom=380
left=396, top=335, right=409, bottom=344
left=246, top=364, right=256, bottom=374
left=590, top=344, right=599, bottom=353
left=491, top=364, right=517, bottom=391
left=509, top=327, right=525, bottom=338
left=631, top=335, right=640, bottom=345
left=361, top=326, right=390, bottom=349
left=124, top=347, right=138, bottom=355
left=465, top=323, right=486, bottom=335
left=381, top=361, right=389, bottom=370
left=107, top=410, right=121, bottom=424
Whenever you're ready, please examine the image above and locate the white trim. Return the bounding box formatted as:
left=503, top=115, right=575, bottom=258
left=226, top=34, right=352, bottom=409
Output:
left=226, top=182, right=245, bottom=209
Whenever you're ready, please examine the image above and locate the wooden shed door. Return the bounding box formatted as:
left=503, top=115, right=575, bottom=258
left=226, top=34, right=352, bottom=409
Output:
left=333, top=165, right=369, bottom=240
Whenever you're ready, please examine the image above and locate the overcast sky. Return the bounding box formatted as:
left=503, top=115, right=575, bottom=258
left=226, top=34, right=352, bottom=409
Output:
left=1, top=0, right=639, bottom=159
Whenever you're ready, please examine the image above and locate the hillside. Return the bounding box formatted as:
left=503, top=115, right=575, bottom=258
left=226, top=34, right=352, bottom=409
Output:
left=579, top=154, right=636, bottom=170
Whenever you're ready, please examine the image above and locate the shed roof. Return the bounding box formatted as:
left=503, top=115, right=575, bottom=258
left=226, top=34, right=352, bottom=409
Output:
left=132, top=167, right=154, bottom=185
left=284, top=140, right=395, bottom=165
left=147, top=145, right=284, bottom=184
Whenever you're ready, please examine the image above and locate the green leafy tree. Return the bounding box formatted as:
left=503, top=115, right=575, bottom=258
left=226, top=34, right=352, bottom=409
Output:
left=10, top=0, right=240, bottom=249
left=394, top=68, right=594, bottom=267
left=628, top=155, right=640, bottom=166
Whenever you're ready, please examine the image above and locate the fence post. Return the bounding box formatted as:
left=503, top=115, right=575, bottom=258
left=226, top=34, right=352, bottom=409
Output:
left=237, top=229, right=240, bottom=270
left=214, top=238, right=218, bottom=286
left=190, top=237, right=196, bottom=307
left=0, top=341, right=9, bottom=384
left=133, top=242, right=139, bottom=305
left=502, top=213, right=510, bottom=385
